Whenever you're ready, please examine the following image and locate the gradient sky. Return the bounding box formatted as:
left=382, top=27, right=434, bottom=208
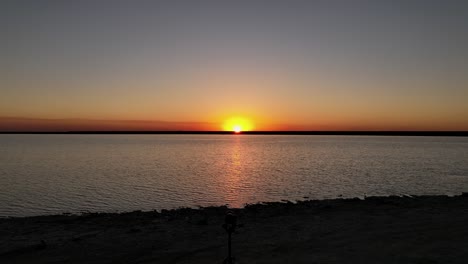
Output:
left=2, top=0, right=468, bottom=131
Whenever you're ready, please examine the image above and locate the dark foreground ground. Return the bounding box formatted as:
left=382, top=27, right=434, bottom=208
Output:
left=1, top=195, right=468, bottom=264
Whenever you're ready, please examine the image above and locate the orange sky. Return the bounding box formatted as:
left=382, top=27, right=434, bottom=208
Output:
left=1, top=115, right=467, bottom=132
left=2, top=1, right=468, bottom=131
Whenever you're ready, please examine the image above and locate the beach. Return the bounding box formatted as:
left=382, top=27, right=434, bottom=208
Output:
left=1, top=194, right=468, bottom=263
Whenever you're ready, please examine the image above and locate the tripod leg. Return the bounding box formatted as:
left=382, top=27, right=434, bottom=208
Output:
left=228, top=232, right=232, bottom=263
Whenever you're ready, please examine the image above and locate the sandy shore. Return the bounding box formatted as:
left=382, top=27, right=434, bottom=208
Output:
left=1, top=195, right=468, bottom=263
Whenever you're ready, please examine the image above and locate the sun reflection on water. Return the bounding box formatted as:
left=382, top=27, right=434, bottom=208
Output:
left=221, top=136, right=251, bottom=208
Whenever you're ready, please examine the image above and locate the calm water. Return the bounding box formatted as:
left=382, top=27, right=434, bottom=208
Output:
left=1, top=135, right=468, bottom=217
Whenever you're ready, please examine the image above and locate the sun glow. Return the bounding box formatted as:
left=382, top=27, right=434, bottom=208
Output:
left=223, top=117, right=254, bottom=132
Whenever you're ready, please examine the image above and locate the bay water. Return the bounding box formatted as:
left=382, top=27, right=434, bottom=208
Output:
left=1, top=135, right=467, bottom=217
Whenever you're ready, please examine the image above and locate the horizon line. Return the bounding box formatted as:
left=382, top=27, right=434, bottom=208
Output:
left=1, top=131, right=467, bottom=136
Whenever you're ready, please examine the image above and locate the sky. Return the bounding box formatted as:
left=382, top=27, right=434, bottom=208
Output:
left=1, top=0, right=468, bottom=131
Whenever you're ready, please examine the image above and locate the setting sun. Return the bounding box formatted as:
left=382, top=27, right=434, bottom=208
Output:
left=223, top=117, right=254, bottom=132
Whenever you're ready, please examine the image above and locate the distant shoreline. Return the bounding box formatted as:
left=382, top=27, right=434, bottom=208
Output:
left=1, top=131, right=468, bottom=136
